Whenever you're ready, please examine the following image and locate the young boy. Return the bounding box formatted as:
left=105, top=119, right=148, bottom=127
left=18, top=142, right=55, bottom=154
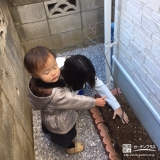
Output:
left=24, top=46, right=106, bottom=154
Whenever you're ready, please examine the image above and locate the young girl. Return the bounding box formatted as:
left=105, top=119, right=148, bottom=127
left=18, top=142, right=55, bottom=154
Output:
left=58, top=55, right=129, bottom=124
left=24, top=46, right=106, bottom=155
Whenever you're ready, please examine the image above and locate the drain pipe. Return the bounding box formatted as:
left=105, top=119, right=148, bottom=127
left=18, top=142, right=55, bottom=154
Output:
left=104, top=0, right=112, bottom=83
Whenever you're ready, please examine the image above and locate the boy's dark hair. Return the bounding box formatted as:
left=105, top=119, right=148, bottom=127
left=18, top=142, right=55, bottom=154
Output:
left=24, top=46, right=56, bottom=74
left=61, top=55, right=96, bottom=91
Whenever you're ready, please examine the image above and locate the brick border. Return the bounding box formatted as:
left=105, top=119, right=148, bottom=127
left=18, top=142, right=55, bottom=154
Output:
left=89, top=88, right=122, bottom=160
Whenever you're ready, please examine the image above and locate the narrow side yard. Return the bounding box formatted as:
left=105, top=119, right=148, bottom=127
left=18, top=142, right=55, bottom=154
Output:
left=33, top=44, right=109, bottom=160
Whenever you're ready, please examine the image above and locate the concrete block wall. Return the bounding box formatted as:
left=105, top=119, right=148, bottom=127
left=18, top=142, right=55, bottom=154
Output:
left=0, top=0, right=34, bottom=159
left=7, top=0, right=105, bottom=54
left=114, top=0, right=160, bottom=115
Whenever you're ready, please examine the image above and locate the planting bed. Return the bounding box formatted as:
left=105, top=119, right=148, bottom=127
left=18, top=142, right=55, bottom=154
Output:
left=100, top=92, right=158, bottom=160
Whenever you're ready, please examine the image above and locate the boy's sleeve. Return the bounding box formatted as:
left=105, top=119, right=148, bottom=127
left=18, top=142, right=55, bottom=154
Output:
left=50, top=87, right=95, bottom=110
left=94, top=77, right=120, bottom=110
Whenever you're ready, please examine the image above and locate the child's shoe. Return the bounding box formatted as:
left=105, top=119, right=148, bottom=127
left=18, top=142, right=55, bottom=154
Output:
left=66, top=142, right=84, bottom=154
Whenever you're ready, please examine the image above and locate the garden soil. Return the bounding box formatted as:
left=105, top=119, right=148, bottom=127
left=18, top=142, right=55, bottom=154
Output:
left=101, top=93, right=159, bottom=160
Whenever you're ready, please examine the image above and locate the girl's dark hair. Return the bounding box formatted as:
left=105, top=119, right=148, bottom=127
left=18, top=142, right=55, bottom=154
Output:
left=61, top=55, right=96, bottom=91
left=24, top=46, right=56, bottom=74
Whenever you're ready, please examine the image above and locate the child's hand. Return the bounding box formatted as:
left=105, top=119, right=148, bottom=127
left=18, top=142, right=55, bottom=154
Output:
left=112, top=107, right=129, bottom=124
left=95, top=96, right=106, bottom=107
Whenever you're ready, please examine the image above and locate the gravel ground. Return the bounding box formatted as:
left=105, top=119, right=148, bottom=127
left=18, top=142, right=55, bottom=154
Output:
left=33, top=44, right=109, bottom=160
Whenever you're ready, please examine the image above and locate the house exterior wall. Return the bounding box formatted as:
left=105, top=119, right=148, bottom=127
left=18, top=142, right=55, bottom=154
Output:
left=0, top=0, right=34, bottom=159
left=6, top=0, right=105, bottom=54
left=113, top=0, right=160, bottom=149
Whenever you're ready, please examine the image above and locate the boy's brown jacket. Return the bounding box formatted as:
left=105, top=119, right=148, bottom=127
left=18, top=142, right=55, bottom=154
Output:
left=28, top=86, right=95, bottom=134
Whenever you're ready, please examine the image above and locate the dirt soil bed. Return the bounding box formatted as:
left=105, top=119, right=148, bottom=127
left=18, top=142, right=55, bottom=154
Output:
left=101, top=93, right=158, bottom=160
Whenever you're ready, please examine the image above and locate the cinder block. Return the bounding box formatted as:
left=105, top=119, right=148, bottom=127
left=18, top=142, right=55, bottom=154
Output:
left=80, top=0, right=104, bottom=12
left=81, top=8, right=104, bottom=27
left=55, top=43, right=84, bottom=54
left=10, top=3, right=46, bottom=25
left=22, top=36, right=53, bottom=52
left=6, top=0, right=42, bottom=7
left=44, top=0, right=80, bottom=19
left=83, top=23, right=104, bottom=42
left=0, top=92, right=14, bottom=160
left=13, top=115, right=25, bottom=160
left=49, top=13, right=81, bottom=34
left=16, top=20, right=50, bottom=41
left=52, top=29, right=83, bottom=49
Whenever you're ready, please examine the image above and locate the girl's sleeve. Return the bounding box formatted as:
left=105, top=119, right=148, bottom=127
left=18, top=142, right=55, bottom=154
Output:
left=56, top=57, right=66, bottom=68
left=94, top=77, right=120, bottom=110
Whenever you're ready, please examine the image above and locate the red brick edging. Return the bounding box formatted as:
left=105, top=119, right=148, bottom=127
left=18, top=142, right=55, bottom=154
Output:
left=89, top=88, right=122, bottom=160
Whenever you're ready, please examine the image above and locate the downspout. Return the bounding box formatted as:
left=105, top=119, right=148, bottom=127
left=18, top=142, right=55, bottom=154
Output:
left=104, top=0, right=111, bottom=83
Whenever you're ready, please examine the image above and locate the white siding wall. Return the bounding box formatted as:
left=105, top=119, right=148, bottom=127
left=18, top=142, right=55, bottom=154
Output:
left=114, top=0, right=160, bottom=115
